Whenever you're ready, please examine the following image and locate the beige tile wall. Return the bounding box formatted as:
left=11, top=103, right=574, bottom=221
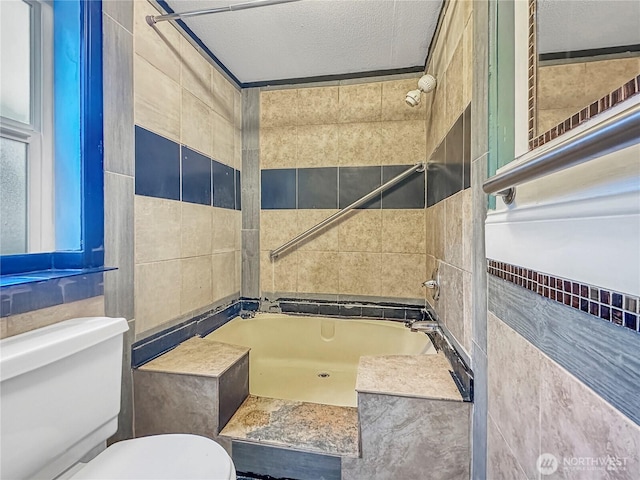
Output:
left=487, top=313, right=640, bottom=479
left=0, top=296, right=105, bottom=339
left=423, top=0, right=474, bottom=356
left=537, top=56, right=640, bottom=133
left=260, top=77, right=429, bottom=301
left=259, top=1, right=474, bottom=313
left=133, top=1, right=241, bottom=337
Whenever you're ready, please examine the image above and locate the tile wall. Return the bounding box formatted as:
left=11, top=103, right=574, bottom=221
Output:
left=259, top=79, right=429, bottom=301
left=487, top=313, right=640, bottom=479
left=423, top=0, right=474, bottom=359
left=103, top=0, right=136, bottom=442
left=132, top=0, right=242, bottom=338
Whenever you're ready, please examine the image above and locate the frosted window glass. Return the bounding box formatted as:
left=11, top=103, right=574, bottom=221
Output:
left=0, top=137, right=28, bottom=255
left=0, top=0, right=31, bottom=124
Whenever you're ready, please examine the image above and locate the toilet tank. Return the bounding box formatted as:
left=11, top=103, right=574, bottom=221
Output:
left=0, top=317, right=129, bottom=480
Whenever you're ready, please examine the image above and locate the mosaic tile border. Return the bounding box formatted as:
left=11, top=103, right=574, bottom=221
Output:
left=527, top=0, right=640, bottom=149
left=487, top=259, right=639, bottom=333
left=527, top=0, right=537, bottom=145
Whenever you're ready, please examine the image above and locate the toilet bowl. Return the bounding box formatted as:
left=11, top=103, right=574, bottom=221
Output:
left=69, top=434, right=235, bottom=480
left=0, top=317, right=237, bottom=480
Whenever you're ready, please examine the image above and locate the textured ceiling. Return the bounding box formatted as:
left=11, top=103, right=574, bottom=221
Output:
left=538, top=0, right=640, bottom=55
left=164, top=0, right=443, bottom=85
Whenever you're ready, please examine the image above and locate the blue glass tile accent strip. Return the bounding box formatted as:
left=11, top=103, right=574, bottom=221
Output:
left=135, top=126, right=181, bottom=200
left=381, top=165, right=425, bottom=209
left=259, top=164, right=428, bottom=211
left=426, top=107, right=471, bottom=207
left=182, top=147, right=212, bottom=206
left=298, top=167, right=338, bottom=209
left=445, top=114, right=464, bottom=193
left=338, top=166, right=382, bottom=209
left=197, top=301, right=242, bottom=337
left=133, top=125, right=239, bottom=210
left=276, top=298, right=428, bottom=323
left=233, top=441, right=341, bottom=480
left=240, top=298, right=260, bottom=311
left=487, top=259, right=640, bottom=334
left=261, top=169, right=297, bottom=210
left=0, top=271, right=105, bottom=317
left=131, top=321, right=199, bottom=368
left=131, top=299, right=242, bottom=367
left=213, top=160, right=236, bottom=209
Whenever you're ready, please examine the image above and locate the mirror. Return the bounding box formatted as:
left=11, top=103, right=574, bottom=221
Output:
left=529, top=0, right=640, bottom=149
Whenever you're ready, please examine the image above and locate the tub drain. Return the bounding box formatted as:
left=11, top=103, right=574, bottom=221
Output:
left=317, top=372, right=330, bottom=378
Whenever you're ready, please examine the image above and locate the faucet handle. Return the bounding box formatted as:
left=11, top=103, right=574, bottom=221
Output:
left=422, top=267, right=440, bottom=301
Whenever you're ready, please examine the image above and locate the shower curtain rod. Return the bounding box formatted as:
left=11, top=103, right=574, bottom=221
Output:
left=146, top=0, right=302, bottom=25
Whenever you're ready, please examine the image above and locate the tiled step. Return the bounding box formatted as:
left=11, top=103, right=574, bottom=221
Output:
left=220, top=395, right=359, bottom=458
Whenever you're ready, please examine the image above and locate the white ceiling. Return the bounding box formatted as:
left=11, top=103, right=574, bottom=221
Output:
left=538, top=0, right=640, bottom=55
left=164, top=0, right=443, bottom=85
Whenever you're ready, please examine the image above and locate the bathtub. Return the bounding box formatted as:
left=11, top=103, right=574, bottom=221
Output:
left=206, top=313, right=435, bottom=407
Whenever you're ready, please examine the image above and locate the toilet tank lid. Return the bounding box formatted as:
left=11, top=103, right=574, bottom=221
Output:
left=0, top=317, right=128, bottom=382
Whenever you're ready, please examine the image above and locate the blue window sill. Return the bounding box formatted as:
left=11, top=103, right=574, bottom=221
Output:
left=0, top=267, right=116, bottom=288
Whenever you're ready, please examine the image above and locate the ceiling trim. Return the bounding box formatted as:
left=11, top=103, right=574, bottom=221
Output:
left=241, top=66, right=425, bottom=89
left=539, top=43, right=640, bottom=63
left=154, top=0, right=431, bottom=90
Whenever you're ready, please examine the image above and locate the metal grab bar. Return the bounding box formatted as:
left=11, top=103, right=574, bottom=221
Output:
left=146, top=0, right=302, bottom=25
left=269, top=162, right=425, bottom=260
left=483, top=102, right=640, bottom=204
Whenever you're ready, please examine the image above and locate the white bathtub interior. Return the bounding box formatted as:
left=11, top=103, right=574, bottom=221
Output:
left=206, top=313, right=436, bottom=407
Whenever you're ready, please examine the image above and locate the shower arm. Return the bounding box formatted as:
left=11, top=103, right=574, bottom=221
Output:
left=270, top=162, right=426, bottom=261
left=146, top=0, right=302, bottom=25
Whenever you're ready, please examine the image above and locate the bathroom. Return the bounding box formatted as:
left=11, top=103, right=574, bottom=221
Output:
left=1, top=0, right=639, bottom=478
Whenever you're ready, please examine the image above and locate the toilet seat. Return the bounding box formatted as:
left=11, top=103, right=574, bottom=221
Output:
left=70, top=434, right=236, bottom=480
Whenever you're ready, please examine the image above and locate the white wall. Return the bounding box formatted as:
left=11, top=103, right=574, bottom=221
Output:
left=487, top=97, right=640, bottom=296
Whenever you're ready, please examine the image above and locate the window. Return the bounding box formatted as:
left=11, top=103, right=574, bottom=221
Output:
left=0, top=0, right=54, bottom=255
left=0, top=0, right=104, bottom=276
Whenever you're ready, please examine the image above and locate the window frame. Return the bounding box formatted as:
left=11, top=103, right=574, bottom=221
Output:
left=0, top=0, right=54, bottom=254
left=0, top=0, right=104, bottom=275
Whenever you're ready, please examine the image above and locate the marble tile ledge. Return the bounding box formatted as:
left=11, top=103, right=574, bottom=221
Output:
left=221, top=395, right=359, bottom=458
left=356, top=353, right=464, bottom=402
left=137, top=336, right=249, bottom=377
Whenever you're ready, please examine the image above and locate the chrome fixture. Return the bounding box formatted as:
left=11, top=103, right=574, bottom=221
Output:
left=270, top=162, right=426, bottom=260
left=408, top=320, right=440, bottom=333
left=483, top=102, right=640, bottom=205
left=146, top=0, right=302, bottom=26
left=422, top=267, right=440, bottom=301
left=405, top=74, right=437, bottom=107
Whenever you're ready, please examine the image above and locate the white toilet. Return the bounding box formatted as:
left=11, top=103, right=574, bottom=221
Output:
left=0, top=317, right=236, bottom=480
